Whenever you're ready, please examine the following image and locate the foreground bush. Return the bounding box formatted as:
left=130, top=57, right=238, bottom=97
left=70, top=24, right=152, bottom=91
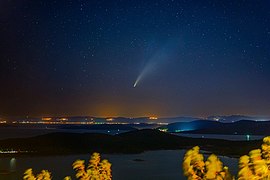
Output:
left=72, top=152, right=112, bottom=180
left=238, top=137, right=270, bottom=179
left=183, top=146, right=233, bottom=180
left=23, top=169, right=52, bottom=180
left=23, top=152, right=111, bottom=180
left=183, top=136, right=270, bottom=180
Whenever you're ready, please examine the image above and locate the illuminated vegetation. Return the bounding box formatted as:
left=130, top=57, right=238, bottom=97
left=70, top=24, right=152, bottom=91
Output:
left=72, top=152, right=112, bottom=180
left=183, top=136, right=270, bottom=180
left=23, top=152, right=111, bottom=180
left=183, top=146, right=233, bottom=180
left=238, top=136, right=270, bottom=179
left=23, top=168, right=52, bottom=180
left=21, top=136, right=270, bottom=179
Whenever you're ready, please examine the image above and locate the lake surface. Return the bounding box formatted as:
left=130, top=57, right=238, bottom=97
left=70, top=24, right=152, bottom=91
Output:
left=0, top=150, right=238, bottom=180
left=175, top=133, right=264, bottom=141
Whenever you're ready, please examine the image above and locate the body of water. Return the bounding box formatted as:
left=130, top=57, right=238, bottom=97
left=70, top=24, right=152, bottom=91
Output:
left=0, top=150, right=238, bottom=180
left=175, top=133, right=264, bottom=141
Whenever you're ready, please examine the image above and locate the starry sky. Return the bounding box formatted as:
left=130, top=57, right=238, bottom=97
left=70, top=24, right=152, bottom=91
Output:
left=1, top=0, right=270, bottom=117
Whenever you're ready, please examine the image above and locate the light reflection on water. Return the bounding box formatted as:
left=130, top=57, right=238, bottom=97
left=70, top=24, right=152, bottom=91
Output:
left=174, top=133, right=264, bottom=141
left=0, top=150, right=238, bottom=180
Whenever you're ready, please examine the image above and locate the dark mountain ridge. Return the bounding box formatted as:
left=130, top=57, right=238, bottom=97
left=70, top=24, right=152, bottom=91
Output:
left=161, top=120, right=270, bottom=135
left=0, top=129, right=262, bottom=157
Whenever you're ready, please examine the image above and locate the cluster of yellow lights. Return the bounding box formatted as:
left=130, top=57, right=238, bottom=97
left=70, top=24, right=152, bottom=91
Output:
left=149, top=116, right=158, bottom=120
left=42, top=117, right=68, bottom=121
left=106, top=118, right=114, bottom=121
left=58, top=118, right=68, bottom=121
left=42, top=117, right=52, bottom=121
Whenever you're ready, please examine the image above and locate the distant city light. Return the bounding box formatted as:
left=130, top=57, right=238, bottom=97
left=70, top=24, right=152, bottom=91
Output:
left=0, top=150, right=18, bottom=154
left=58, top=118, right=68, bottom=121
left=42, top=117, right=52, bottom=121
left=149, top=116, right=158, bottom=120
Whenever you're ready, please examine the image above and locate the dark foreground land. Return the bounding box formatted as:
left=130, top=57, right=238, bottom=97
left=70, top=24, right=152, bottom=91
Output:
left=0, top=129, right=262, bottom=157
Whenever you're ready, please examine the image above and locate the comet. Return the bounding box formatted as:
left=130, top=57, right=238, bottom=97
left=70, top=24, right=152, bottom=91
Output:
left=133, top=60, right=156, bottom=88
left=133, top=38, right=180, bottom=88
left=133, top=70, right=145, bottom=87
left=133, top=81, right=137, bottom=88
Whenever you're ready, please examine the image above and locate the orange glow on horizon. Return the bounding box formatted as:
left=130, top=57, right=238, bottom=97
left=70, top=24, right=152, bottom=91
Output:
left=149, top=116, right=158, bottom=120
left=106, top=118, right=114, bottom=121
left=42, top=117, right=52, bottom=121
left=58, top=118, right=68, bottom=121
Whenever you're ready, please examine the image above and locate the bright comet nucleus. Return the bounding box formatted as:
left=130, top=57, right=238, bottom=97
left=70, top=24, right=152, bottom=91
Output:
left=133, top=80, right=138, bottom=88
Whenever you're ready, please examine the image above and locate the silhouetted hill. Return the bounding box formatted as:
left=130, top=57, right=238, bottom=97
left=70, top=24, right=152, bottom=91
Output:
left=160, top=120, right=220, bottom=132
left=207, top=115, right=270, bottom=123
left=0, top=129, right=262, bottom=157
left=160, top=120, right=270, bottom=135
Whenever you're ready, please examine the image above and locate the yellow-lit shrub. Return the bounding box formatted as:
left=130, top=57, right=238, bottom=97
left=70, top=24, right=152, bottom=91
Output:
left=72, top=152, right=112, bottom=180
left=23, top=152, right=111, bottom=180
left=183, top=136, right=270, bottom=180
left=63, top=177, right=72, bottom=180
left=238, top=136, right=270, bottom=179
left=183, top=146, right=233, bottom=180
left=183, top=146, right=205, bottom=179
left=238, top=155, right=253, bottom=180
left=23, top=168, right=52, bottom=180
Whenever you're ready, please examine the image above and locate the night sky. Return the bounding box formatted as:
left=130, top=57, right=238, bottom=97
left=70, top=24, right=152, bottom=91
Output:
left=1, top=0, right=270, bottom=117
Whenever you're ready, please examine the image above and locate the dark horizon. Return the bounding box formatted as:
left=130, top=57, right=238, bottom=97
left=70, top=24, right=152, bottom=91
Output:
left=1, top=0, right=270, bottom=117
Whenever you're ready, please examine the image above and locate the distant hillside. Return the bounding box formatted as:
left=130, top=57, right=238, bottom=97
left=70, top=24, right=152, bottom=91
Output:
left=207, top=115, right=270, bottom=123
left=159, top=120, right=220, bottom=132
left=0, top=129, right=262, bottom=157
left=159, top=120, right=270, bottom=135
